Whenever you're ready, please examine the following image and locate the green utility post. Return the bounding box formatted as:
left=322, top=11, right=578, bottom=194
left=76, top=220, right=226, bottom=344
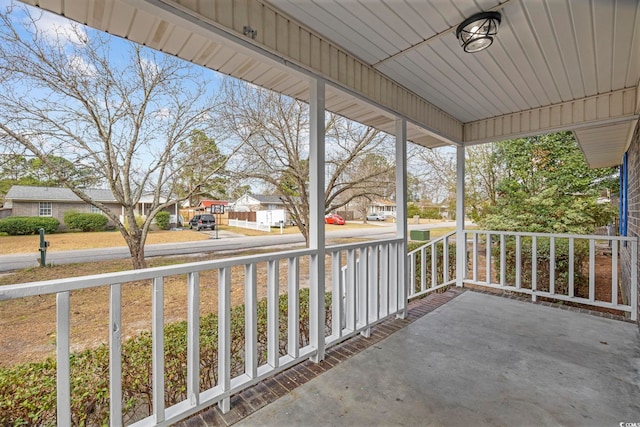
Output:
left=38, top=228, right=50, bottom=267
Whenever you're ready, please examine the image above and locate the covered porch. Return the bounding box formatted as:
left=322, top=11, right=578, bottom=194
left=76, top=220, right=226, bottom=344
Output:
left=225, top=289, right=639, bottom=427
left=3, top=0, right=640, bottom=425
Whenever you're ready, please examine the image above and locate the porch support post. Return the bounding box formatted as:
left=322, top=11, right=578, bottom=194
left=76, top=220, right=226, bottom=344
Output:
left=309, top=78, right=326, bottom=362
left=396, top=118, right=408, bottom=318
left=456, top=145, right=466, bottom=287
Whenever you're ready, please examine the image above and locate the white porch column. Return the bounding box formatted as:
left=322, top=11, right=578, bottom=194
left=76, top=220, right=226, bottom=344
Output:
left=396, top=118, right=408, bottom=318
left=456, top=145, right=466, bottom=287
left=309, top=79, right=326, bottom=362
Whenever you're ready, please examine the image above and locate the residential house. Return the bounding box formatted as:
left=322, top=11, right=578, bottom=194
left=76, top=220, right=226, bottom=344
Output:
left=3, top=185, right=178, bottom=230
left=368, top=199, right=397, bottom=217
left=231, top=194, right=287, bottom=212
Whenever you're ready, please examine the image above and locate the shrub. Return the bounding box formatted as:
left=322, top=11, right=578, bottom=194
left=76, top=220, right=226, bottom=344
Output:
left=408, top=240, right=457, bottom=294
left=406, top=204, right=442, bottom=220
left=0, top=289, right=333, bottom=426
left=154, top=211, right=170, bottom=230
left=124, top=214, right=145, bottom=232
left=407, top=203, right=421, bottom=218
left=64, top=212, right=108, bottom=232
left=422, top=208, right=442, bottom=220
left=0, top=216, right=59, bottom=235
left=495, top=236, right=589, bottom=296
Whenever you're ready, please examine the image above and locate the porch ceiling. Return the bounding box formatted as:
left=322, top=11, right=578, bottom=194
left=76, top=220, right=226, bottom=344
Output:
left=20, top=0, right=640, bottom=166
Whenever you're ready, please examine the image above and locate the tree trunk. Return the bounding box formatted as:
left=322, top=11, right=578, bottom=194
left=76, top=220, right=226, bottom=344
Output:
left=300, top=224, right=309, bottom=247
left=125, top=237, right=147, bottom=269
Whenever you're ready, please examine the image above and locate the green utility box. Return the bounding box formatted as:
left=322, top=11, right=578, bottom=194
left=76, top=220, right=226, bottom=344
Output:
left=410, top=229, right=430, bottom=241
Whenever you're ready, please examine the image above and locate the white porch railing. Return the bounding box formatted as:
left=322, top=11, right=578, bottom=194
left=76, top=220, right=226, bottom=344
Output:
left=406, top=229, right=638, bottom=321
left=0, top=238, right=405, bottom=426
left=327, top=239, right=406, bottom=345
left=2, top=230, right=636, bottom=425
left=228, top=218, right=272, bottom=232
left=464, top=230, right=638, bottom=321
left=407, top=231, right=457, bottom=300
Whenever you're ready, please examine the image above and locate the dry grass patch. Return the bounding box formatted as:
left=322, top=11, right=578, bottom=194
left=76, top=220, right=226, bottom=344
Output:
left=2, top=230, right=452, bottom=367
left=0, top=229, right=210, bottom=254
left=0, top=248, right=300, bottom=367
left=0, top=237, right=369, bottom=367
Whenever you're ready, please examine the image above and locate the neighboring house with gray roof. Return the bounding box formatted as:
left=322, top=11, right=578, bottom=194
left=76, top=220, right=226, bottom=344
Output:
left=4, top=185, right=178, bottom=230
left=231, top=193, right=287, bottom=212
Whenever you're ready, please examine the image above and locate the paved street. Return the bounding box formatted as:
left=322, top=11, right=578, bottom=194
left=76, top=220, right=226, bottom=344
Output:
left=0, top=221, right=464, bottom=273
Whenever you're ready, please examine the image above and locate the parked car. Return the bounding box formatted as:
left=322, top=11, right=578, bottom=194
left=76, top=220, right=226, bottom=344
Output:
left=366, top=212, right=386, bottom=221
left=189, top=214, right=216, bottom=231
left=324, top=213, right=346, bottom=225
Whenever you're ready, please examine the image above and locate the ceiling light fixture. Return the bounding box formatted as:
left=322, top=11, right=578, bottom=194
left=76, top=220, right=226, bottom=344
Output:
left=456, top=11, right=501, bottom=53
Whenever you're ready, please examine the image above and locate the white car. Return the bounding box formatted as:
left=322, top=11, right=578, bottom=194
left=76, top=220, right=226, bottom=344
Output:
left=366, top=212, right=386, bottom=221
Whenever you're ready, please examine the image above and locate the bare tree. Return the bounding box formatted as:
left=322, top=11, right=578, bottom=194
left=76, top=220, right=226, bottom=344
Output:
left=217, top=79, right=393, bottom=243
left=339, top=152, right=395, bottom=223
left=412, top=146, right=457, bottom=205
left=0, top=3, right=237, bottom=268
left=465, top=143, right=503, bottom=219
left=411, top=143, right=505, bottom=220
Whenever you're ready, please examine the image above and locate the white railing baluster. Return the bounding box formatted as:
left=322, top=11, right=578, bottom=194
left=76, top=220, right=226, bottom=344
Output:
left=531, top=236, right=537, bottom=302
left=431, top=241, right=437, bottom=288
left=515, top=235, right=521, bottom=289
left=330, top=252, right=342, bottom=339
left=500, top=234, right=505, bottom=286
left=109, top=284, right=122, bottom=427
left=346, top=248, right=357, bottom=331
left=267, top=260, right=279, bottom=368
left=358, top=247, right=370, bottom=336
left=56, top=291, right=71, bottom=427
left=569, top=237, right=575, bottom=297
left=380, top=244, right=389, bottom=318
left=462, top=231, right=467, bottom=282
left=549, top=237, right=555, bottom=295
left=472, top=233, right=478, bottom=282
left=244, top=264, right=258, bottom=378
left=152, top=277, right=165, bottom=423
left=409, top=252, right=416, bottom=297
left=369, top=245, right=379, bottom=323
left=187, top=273, right=200, bottom=406
left=288, top=257, right=300, bottom=358
left=589, top=239, right=596, bottom=302
left=389, top=242, right=398, bottom=314
left=218, top=268, right=231, bottom=413
left=486, top=233, right=492, bottom=284
left=443, top=236, right=449, bottom=284
left=419, top=247, right=426, bottom=292
left=612, top=241, right=618, bottom=306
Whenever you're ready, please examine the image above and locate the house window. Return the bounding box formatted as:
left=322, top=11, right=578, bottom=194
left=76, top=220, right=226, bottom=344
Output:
left=90, top=205, right=102, bottom=214
left=39, top=202, right=52, bottom=217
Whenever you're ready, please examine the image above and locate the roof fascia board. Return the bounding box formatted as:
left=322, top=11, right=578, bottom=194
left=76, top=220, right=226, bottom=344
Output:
left=132, top=0, right=463, bottom=144
left=463, top=88, right=639, bottom=145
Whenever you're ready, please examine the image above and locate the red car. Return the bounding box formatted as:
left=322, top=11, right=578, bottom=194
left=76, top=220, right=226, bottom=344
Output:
left=324, top=213, right=345, bottom=225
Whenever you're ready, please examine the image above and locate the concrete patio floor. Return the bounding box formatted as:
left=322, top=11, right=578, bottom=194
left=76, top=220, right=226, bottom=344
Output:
left=237, top=291, right=640, bottom=427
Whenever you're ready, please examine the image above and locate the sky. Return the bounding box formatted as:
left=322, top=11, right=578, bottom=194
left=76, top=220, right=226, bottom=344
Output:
left=0, top=0, right=439, bottom=199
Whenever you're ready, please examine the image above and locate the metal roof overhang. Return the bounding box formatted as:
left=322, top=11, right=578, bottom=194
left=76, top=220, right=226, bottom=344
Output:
left=20, top=0, right=640, bottom=167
